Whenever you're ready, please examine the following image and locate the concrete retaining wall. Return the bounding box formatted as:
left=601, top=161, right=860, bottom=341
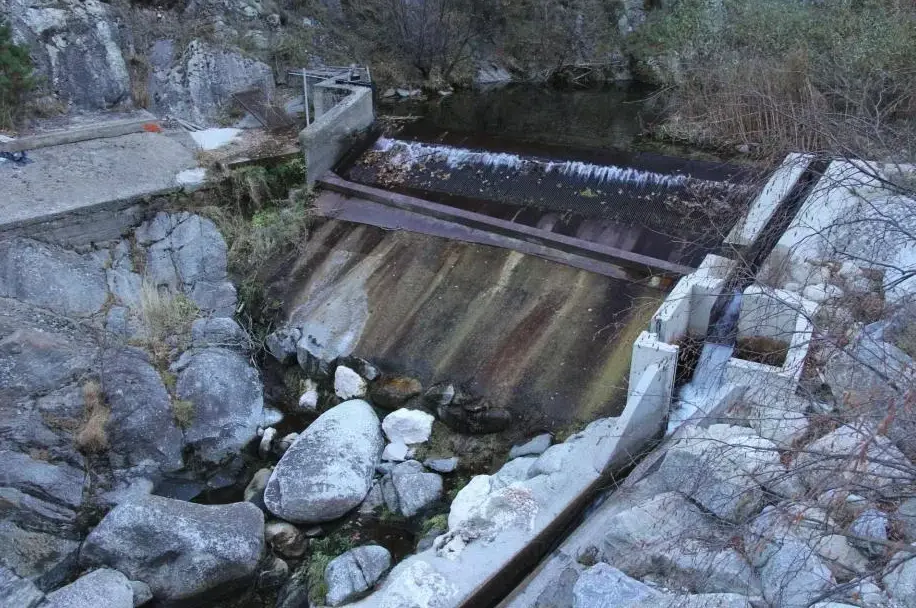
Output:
left=728, top=285, right=818, bottom=400
left=300, top=86, right=374, bottom=184
left=725, top=153, right=811, bottom=247
left=650, top=254, right=737, bottom=343
left=0, top=188, right=202, bottom=248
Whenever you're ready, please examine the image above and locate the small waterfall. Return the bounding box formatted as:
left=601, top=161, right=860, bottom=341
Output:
left=374, top=137, right=693, bottom=189
left=667, top=291, right=743, bottom=434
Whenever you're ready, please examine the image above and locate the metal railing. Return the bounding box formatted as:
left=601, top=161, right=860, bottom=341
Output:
left=288, top=66, right=372, bottom=126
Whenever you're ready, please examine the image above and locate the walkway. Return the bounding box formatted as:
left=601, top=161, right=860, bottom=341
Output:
left=1, top=129, right=196, bottom=230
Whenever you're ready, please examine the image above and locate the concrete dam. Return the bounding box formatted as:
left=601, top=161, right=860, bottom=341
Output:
left=290, top=119, right=765, bottom=437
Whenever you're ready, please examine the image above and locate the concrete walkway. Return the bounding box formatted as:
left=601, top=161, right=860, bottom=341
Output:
left=0, top=131, right=197, bottom=229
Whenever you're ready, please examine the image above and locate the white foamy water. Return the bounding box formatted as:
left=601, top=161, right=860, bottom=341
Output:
left=374, top=137, right=693, bottom=188
left=667, top=292, right=743, bottom=434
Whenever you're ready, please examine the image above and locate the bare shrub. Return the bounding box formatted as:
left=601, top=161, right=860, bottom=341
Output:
left=633, top=0, right=916, bottom=157
left=351, top=0, right=483, bottom=83
left=76, top=380, right=110, bottom=453
left=136, top=281, right=199, bottom=367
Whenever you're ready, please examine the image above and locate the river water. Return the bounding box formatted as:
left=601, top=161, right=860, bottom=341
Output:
left=379, top=83, right=737, bottom=162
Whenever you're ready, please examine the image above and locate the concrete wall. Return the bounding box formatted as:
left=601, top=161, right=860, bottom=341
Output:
left=628, top=331, right=679, bottom=412
left=726, top=153, right=811, bottom=247
left=736, top=285, right=804, bottom=341
left=0, top=189, right=189, bottom=249
left=650, top=254, right=736, bottom=343
left=300, top=85, right=374, bottom=184
left=728, top=285, right=819, bottom=400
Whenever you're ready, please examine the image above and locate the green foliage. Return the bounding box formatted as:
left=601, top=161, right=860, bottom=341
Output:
left=446, top=476, right=470, bottom=502
left=307, top=531, right=356, bottom=605
left=204, top=159, right=312, bottom=276
left=0, top=20, right=36, bottom=129
left=421, top=513, right=448, bottom=534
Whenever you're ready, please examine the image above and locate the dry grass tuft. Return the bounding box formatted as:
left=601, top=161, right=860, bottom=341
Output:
left=76, top=380, right=110, bottom=453
left=139, top=282, right=199, bottom=341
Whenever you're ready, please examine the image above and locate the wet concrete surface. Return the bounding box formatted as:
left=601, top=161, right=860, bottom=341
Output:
left=273, top=219, right=667, bottom=431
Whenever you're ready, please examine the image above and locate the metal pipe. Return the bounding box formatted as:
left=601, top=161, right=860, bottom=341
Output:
left=303, top=71, right=310, bottom=126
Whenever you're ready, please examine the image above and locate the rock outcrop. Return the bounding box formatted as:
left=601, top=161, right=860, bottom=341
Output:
left=0, top=213, right=265, bottom=598
left=148, top=39, right=275, bottom=125
left=43, top=569, right=135, bottom=608
left=7, top=0, right=130, bottom=109
left=176, top=347, right=264, bottom=465
left=100, top=347, right=185, bottom=473
left=137, top=212, right=237, bottom=316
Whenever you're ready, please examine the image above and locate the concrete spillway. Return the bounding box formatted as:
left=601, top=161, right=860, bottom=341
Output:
left=274, top=219, right=666, bottom=431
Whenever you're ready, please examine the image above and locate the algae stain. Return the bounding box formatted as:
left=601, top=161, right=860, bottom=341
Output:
left=432, top=250, right=531, bottom=376
left=376, top=247, right=464, bottom=356
left=578, top=292, right=664, bottom=420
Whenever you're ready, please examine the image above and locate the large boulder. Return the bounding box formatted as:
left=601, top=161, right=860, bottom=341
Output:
left=176, top=347, right=264, bottom=465
left=101, top=347, right=184, bottom=473
left=0, top=566, right=45, bottom=608
left=7, top=0, right=130, bottom=109
left=264, top=400, right=383, bottom=523
left=80, top=495, right=265, bottom=603
left=0, top=450, right=84, bottom=576
left=573, top=563, right=660, bottom=608
left=657, top=424, right=792, bottom=522
left=191, top=317, right=250, bottom=352
left=0, top=521, right=80, bottom=591
left=795, top=424, right=914, bottom=498
left=884, top=553, right=916, bottom=606
left=0, top=238, right=107, bottom=318
left=136, top=212, right=236, bottom=316
left=0, top=326, right=96, bottom=401
left=0, top=566, right=44, bottom=607
left=600, top=492, right=760, bottom=596
left=324, top=545, right=391, bottom=606
left=148, top=39, right=275, bottom=126
left=743, top=507, right=835, bottom=608
left=379, top=460, right=443, bottom=517
left=44, top=568, right=134, bottom=608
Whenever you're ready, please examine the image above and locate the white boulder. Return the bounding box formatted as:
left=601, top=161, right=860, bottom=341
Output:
left=382, top=409, right=435, bottom=445
left=335, top=366, right=367, bottom=400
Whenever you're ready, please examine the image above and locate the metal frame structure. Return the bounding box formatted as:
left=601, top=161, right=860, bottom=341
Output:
left=287, top=66, right=372, bottom=127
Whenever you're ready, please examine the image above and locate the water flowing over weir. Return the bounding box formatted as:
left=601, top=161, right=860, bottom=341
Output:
left=373, top=137, right=695, bottom=189
left=342, top=134, right=759, bottom=269
left=668, top=291, right=744, bottom=434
